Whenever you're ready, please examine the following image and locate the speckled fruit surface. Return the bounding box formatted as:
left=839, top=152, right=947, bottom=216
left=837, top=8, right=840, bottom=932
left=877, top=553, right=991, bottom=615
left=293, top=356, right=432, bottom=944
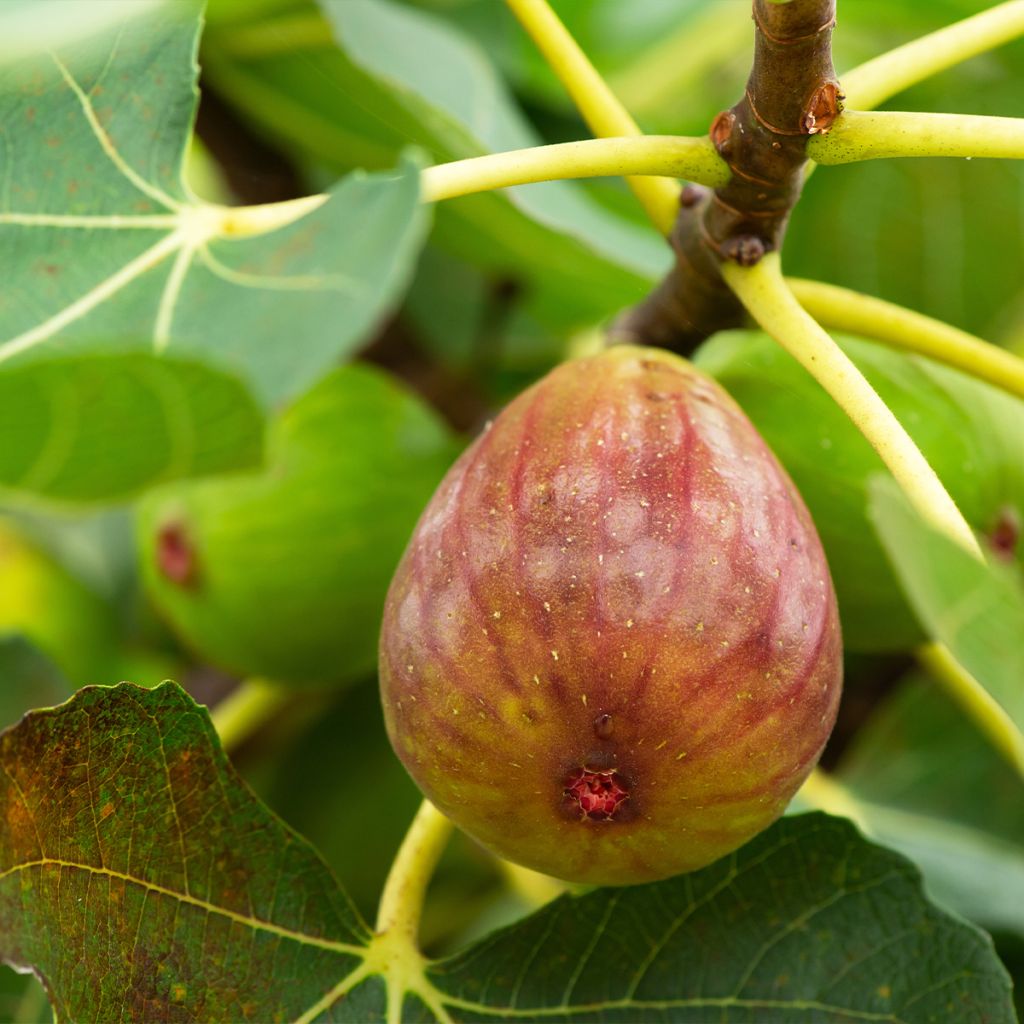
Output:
left=379, top=346, right=842, bottom=885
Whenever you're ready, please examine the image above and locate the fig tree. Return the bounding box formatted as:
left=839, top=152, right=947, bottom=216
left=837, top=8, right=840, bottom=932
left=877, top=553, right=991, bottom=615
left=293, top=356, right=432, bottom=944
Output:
left=380, top=346, right=842, bottom=885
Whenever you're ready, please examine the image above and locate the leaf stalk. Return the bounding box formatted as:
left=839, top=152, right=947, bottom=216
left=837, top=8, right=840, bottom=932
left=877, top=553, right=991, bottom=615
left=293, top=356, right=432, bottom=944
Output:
left=503, top=0, right=681, bottom=234
left=810, top=110, right=1024, bottom=165
left=421, top=136, right=728, bottom=203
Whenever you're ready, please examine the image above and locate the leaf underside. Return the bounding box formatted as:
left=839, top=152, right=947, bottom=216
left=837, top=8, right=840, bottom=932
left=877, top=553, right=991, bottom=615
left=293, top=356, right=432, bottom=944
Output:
left=0, top=1, right=426, bottom=409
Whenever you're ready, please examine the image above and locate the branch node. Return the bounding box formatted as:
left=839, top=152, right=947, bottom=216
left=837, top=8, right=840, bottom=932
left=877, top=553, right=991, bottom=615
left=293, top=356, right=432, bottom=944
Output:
left=680, top=184, right=709, bottom=208
left=803, top=81, right=845, bottom=135
left=710, top=111, right=737, bottom=157
left=722, top=235, right=767, bottom=266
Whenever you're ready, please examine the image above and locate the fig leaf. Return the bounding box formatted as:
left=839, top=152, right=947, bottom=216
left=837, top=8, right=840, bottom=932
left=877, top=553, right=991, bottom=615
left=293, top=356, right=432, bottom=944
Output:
left=0, top=2, right=427, bottom=407
left=0, top=682, right=1013, bottom=1022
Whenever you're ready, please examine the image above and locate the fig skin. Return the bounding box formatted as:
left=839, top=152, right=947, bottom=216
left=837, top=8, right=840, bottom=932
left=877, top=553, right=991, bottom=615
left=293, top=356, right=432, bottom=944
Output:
left=380, top=346, right=842, bottom=886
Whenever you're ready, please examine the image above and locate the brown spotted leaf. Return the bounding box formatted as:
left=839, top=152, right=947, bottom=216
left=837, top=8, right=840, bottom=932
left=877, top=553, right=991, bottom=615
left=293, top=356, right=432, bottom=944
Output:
left=0, top=682, right=370, bottom=1021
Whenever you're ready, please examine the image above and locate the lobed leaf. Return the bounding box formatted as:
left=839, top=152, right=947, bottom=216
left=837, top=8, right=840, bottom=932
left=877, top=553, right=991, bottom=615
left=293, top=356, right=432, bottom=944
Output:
left=0, top=681, right=1013, bottom=1022
left=828, top=670, right=1024, bottom=938
left=0, top=2, right=427, bottom=407
left=427, top=814, right=1014, bottom=1023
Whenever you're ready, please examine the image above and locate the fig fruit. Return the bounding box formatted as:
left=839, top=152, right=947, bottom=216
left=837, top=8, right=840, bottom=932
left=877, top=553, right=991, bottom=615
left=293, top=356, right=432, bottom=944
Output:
left=138, top=365, right=459, bottom=687
left=380, top=346, right=842, bottom=885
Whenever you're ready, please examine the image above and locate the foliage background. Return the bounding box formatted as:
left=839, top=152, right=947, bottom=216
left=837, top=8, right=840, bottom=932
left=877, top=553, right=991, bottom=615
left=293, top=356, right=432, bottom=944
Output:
left=2, top=0, right=1023, bottom=1018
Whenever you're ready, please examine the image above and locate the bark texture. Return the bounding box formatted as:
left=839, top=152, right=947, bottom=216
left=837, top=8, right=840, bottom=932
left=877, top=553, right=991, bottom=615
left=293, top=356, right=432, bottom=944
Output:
left=615, top=0, right=842, bottom=352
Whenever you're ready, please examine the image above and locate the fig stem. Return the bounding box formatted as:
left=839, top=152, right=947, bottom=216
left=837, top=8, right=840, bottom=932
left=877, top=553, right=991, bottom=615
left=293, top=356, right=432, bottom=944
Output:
left=724, top=254, right=1024, bottom=778
left=839, top=0, right=1024, bottom=111
left=502, top=0, right=681, bottom=235
left=375, top=800, right=453, bottom=943
left=810, top=110, right=1024, bottom=166
left=787, top=278, right=1024, bottom=401
left=918, top=642, right=1024, bottom=776
left=723, top=253, right=982, bottom=557
left=421, top=136, right=728, bottom=204
left=209, top=678, right=292, bottom=753
left=495, top=858, right=568, bottom=908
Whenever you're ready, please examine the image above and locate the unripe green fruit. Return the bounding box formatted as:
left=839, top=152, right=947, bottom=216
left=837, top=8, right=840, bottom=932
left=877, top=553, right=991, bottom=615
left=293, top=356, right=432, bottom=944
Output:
left=137, top=365, right=459, bottom=687
left=380, top=347, right=842, bottom=885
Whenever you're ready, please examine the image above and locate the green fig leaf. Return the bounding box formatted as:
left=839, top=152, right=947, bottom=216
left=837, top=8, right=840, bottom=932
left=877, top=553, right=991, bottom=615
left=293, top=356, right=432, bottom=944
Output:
left=694, top=330, right=1024, bottom=651
left=830, top=673, right=1024, bottom=937
left=868, top=476, right=1024, bottom=727
left=0, top=354, right=262, bottom=504
left=137, top=363, right=460, bottom=687
left=425, top=813, right=1014, bottom=1023
left=201, top=0, right=666, bottom=335
left=1, top=681, right=1012, bottom=1022
left=0, top=2, right=428, bottom=407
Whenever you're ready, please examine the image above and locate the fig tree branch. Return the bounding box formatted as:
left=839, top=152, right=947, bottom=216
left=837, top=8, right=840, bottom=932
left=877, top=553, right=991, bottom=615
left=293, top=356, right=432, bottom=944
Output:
left=503, top=0, right=681, bottom=234
left=421, top=136, right=729, bottom=203
left=810, top=110, right=1024, bottom=164
left=617, top=0, right=842, bottom=351
left=840, top=0, right=1024, bottom=111
left=788, top=278, right=1024, bottom=399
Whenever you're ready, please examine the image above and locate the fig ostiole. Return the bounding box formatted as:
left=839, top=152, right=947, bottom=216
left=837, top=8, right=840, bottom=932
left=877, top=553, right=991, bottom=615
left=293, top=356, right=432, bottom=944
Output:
left=380, top=346, right=842, bottom=885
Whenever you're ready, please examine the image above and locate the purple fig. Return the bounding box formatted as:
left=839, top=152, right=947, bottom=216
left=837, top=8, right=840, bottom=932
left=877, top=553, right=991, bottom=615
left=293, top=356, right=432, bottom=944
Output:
left=380, top=346, right=842, bottom=885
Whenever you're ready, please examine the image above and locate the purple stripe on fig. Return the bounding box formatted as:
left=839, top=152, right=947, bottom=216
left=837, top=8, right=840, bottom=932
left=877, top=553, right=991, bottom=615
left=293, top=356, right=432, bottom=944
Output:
left=380, top=346, right=842, bottom=886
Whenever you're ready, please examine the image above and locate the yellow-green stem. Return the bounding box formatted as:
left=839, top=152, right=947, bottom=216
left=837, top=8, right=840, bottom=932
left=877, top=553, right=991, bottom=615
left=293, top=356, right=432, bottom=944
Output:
left=375, top=800, right=453, bottom=943
left=787, top=278, right=1024, bottom=400
left=504, top=0, right=681, bottom=234
left=497, top=858, right=568, bottom=908
left=810, top=110, right=1024, bottom=165
left=841, top=0, right=1024, bottom=110
left=725, top=256, right=1024, bottom=778
left=723, top=254, right=981, bottom=557
left=210, top=678, right=293, bottom=752
left=917, top=642, right=1024, bottom=775
left=421, top=135, right=728, bottom=202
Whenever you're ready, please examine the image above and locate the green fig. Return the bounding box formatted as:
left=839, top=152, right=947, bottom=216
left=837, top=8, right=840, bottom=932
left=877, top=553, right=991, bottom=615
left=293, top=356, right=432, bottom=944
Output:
left=137, top=364, right=460, bottom=687
left=380, top=346, right=842, bottom=885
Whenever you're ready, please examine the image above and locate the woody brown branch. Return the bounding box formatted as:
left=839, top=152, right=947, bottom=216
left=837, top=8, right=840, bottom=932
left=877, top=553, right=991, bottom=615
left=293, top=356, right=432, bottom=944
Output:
left=614, top=0, right=842, bottom=352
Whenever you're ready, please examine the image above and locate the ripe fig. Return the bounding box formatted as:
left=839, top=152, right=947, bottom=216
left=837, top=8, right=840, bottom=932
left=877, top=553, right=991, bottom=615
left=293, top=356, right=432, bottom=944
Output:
left=380, top=346, right=842, bottom=885
left=137, top=365, right=459, bottom=687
